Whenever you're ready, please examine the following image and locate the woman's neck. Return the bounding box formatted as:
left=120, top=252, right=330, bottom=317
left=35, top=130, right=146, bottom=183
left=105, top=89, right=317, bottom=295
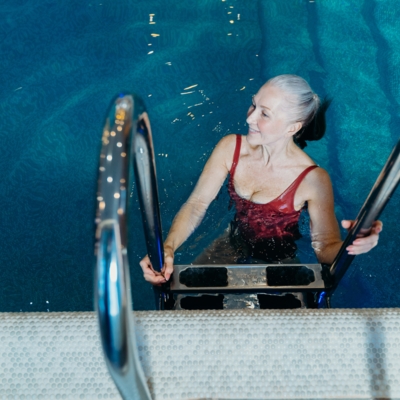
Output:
left=248, top=137, right=298, bottom=167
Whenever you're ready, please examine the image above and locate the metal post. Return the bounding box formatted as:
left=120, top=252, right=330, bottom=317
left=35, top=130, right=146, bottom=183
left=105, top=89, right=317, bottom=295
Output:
left=328, top=139, right=400, bottom=295
left=133, top=114, right=164, bottom=273
left=94, top=93, right=153, bottom=400
left=132, top=105, right=166, bottom=310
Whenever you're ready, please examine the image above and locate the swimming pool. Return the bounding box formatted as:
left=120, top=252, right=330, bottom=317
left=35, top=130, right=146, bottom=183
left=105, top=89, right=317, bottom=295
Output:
left=0, top=0, right=399, bottom=313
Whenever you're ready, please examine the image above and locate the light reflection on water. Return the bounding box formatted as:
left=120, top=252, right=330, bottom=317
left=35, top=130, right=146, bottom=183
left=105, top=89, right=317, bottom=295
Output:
left=0, top=0, right=398, bottom=312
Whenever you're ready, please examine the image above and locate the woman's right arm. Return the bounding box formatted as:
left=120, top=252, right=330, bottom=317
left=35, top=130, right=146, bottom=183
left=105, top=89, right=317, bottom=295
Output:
left=139, top=135, right=236, bottom=285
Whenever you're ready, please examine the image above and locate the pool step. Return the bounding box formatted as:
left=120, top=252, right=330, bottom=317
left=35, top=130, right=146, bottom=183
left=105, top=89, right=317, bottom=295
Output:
left=1, top=309, right=400, bottom=399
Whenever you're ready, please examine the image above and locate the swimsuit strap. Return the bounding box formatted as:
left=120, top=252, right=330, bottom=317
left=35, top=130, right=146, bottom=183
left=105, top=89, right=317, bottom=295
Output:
left=286, top=165, right=319, bottom=194
left=229, top=134, right=242, bottom=179
left=276, top=164, right=319, bottom=211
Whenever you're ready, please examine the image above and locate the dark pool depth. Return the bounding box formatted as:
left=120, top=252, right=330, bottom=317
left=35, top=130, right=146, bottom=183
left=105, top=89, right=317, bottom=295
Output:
left=0, top=0, right=399, bottom=312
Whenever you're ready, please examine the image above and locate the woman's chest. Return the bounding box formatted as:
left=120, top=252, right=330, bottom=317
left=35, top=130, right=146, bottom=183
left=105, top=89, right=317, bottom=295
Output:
left=232, top=164, right=310, bottom=209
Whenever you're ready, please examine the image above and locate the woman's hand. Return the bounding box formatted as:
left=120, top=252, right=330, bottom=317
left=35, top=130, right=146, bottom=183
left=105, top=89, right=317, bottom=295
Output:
left=139, top=247, right=175, bottom=286
left=139, top=135, right=233, bottom=285
left=342, top=220, right=383, bottom=255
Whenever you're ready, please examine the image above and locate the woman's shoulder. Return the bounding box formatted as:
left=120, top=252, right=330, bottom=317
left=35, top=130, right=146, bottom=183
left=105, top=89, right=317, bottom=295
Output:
left=205, top=134, right=239, bottom=171
left=307, top=165, right=330, bottom=181
left=214, top=134, right=239, bottom=155
left=292, top=147, right=329, bottom=180
left=217, top=133, right=239, bottom=146
left=302, top=165, right=333, bottom=200
left=213, top=134, right=244, bottom=171
left=294, top=161, right=333, bottom=206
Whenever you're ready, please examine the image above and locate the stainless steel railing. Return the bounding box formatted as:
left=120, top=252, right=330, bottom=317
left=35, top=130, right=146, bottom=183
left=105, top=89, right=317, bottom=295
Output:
left=94, top=93, right=153, bottom=400
left=329, top=139, right=400, bottom=282
left=93, top=91, right=400, bottom=397
left=319, top=139, right=400, bottom=306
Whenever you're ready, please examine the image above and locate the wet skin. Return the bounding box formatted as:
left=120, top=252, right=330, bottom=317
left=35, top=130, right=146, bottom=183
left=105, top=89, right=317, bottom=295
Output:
left=140, top=84, right=382, bottom=285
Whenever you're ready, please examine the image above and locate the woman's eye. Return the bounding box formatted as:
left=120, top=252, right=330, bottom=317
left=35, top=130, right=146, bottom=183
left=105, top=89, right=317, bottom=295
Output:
left=262, top=111, right=269, bottom=117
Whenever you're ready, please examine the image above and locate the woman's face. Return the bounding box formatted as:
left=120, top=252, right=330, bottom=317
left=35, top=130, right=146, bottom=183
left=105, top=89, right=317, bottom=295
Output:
left=246, top=84, right=296, bottom=146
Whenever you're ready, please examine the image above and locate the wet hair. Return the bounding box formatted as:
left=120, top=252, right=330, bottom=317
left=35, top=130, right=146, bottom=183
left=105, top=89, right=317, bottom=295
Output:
left=266, top=74, right=331, bottom=149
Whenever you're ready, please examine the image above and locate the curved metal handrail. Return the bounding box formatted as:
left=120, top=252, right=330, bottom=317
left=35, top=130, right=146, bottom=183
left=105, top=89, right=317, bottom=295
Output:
left=133, top=113, right=165, bottom=273
left=94, top=93, right=153, bottom=400
left=329, top=139, right=400, bottom=284
left=318, top=139, right=400, bottom=306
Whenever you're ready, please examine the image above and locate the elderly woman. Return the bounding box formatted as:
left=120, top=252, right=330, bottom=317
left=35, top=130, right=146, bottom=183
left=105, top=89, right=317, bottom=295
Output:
left=140, top=75, right=382, bottom=285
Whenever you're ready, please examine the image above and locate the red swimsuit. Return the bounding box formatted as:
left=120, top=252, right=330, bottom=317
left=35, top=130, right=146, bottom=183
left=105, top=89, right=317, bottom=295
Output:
left=228, top=134, right=318, bottom=261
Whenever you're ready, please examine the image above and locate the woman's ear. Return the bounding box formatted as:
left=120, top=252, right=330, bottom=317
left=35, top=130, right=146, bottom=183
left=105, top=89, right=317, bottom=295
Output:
left=287, top=122, right=302, bottom=137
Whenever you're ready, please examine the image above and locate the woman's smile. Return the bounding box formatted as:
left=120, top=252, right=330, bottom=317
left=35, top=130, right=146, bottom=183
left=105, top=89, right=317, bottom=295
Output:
left=248, top=127, right=260, bottom=134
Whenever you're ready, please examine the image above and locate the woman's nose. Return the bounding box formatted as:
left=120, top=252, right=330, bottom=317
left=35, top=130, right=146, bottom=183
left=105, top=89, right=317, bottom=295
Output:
left=246, top=107, right=256, bottom=124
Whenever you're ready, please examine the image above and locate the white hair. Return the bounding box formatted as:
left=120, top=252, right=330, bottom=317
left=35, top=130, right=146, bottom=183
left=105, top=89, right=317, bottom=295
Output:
left=266, top=74, right=320, bottom=128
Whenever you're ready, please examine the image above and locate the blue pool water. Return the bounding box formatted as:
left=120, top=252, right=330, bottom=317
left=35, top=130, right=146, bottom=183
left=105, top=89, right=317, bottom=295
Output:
left=0, top=0, right=399, bottom=312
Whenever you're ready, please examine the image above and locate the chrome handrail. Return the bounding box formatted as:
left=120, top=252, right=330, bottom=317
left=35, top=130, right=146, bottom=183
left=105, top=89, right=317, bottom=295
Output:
left=133, top=113, right=164, bottom=273
left=94, top=93, right=152, bottom=400
left=326, top=139, right=400, bottom=298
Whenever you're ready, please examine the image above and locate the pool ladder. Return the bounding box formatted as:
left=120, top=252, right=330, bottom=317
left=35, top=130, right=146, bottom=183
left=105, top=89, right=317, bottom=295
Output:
left=94, top=93, right=400, bottom=399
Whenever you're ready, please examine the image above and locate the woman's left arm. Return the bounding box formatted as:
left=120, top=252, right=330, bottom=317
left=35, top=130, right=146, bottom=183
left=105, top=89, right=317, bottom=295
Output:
left=306, top=168, right=382, bottom=264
